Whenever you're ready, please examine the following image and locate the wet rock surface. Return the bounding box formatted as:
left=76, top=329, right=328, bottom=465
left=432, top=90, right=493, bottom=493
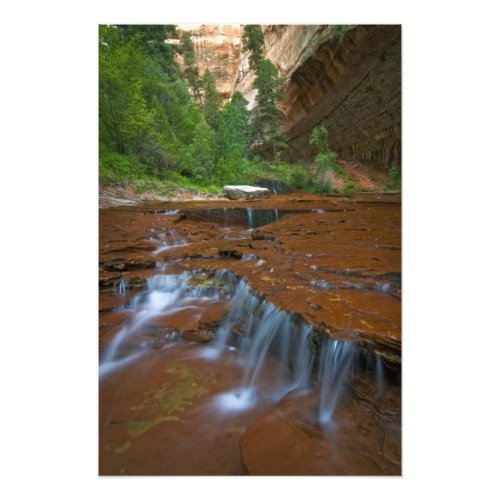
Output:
left=240, top=382, right=401, bottom=475
left=99, top=192, right=401, bottom=475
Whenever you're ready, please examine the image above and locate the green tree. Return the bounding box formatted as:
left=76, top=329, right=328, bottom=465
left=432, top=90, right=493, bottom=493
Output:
left=242, top=24, right=265, bottom=70
left=230, top=91, right=251, bottom=145
left=99, top=26, right=147, bottom=154
left=179, top=32, right=202, bottom=101
left=117, top=25, right=179, bottom=75
left=188, top=121, right=216, bottom=182
left=254, top=58, right=286, bottom=155
left=99, top=24, right=201, bottom=179
left=201, top=69, right=221, bottom=129
left=241, top=25, right=287, bottom=156
left=208, top=91, right=251, bottom=183
left=99, top=24, right=262, bottom=189
left=309, top=125, right=338, bottom=192
left=120, top=81, right=153, bottom=152
left=219, top=92, right=250, bottom=156
left=185, top=65, right=202, bottom=101
left=180, top=32, right=195, bottom=66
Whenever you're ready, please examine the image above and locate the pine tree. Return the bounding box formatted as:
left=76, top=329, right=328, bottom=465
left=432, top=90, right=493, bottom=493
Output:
left=188, top=120, right=216, bottom=182
left=180, top=32, right=195, bottom=66
left=241, top=25, right=286, bottom=156
left=179, top=32, right=203, bottom=101
left=121, top=81, right=153, bottom=152
left=254, top=58, right=286, bottom=155
left=242, top=25, right=265, bottom=70
left=201, top=69, right=221, bottom=129
left=225, top=91, right=251, bottom=155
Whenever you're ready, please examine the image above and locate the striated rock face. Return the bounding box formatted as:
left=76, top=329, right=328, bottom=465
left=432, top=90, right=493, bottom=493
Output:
left=280, top=25, right=401, bottom=167
left=170, top=24, right=401, bottom=167
left=173, top=24, right=243, bottom=101
left=236, top=25, right=323, bottom=109
left=236, top=25, right=401, bottom=167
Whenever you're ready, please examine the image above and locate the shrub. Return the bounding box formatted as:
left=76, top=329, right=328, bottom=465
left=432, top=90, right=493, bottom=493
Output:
left=384, top=165, right=401, bottom=191
left=309, top=125, right=339, bottom=192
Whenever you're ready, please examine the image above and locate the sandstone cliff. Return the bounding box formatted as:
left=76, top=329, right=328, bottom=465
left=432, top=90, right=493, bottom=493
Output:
left=236, top=25, right=401, bottom=167
left=171, top=24, right=243, bottom=101
left=171, top=24, right=401, bottom=167
left=284, top=25, right=401, bottom=167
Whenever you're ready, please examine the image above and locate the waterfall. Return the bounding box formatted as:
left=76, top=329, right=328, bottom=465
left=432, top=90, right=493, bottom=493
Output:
left=100, top=273, right=189, bottom=377
left=202, top=279, right=259, bottom=360
left=236, top=306, right=312, bottom=398
left=115, top=279, right=128, bottom=296
left=238, top=303, right=284, bottom=397
left=152, top=229, right=188, bottom=255
left=291, top=323, right=313, bottom=390
left=211, top=288, right=314, bottom=410
left=318, top=339, right=358, bottom=426
left=218, top=308, right=357, bottom=425
left=375, top=355, right=385, bottom=399
left=246, top=208, right=254, bottom=229
left=100, top=270, right=232, bottom=378
left=103, top=267, right=371, bottom=428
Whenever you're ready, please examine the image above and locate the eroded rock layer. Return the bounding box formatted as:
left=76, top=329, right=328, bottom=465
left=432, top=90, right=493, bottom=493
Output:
left=172, top=24, right=243, bottom=101
left=281, top=25, right=401, bottom=167
left=99, top=193, right=401, bottom=475
left=100, top=193, right=401, bottom=363
left=169, top=24, right=401, bottom=166
left=242, top=25, right=401, bottom=166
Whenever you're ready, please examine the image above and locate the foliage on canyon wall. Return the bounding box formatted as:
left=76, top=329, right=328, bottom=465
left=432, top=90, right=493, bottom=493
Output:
left=99, top=24, right=400, bottom=193
left=242, top=25, right=287, bottom=158
left=309, top=125, right=338, bottom=192
left=99, top=25, right=253, bottom=189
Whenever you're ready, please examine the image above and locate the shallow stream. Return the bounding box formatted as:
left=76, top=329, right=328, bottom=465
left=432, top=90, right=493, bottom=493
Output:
left=99, top=193, right=401, bottom=475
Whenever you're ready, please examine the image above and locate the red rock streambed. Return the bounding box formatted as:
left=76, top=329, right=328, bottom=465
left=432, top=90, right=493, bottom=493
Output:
left=99, top=193, right=401, bottom=475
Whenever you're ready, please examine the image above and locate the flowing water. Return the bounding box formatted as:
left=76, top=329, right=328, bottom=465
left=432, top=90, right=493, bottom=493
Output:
left=101, top=268, right=352, bottom=423
left=99, top=193, right=401, bottom=475
left=185, top=207, right=282, bottom=228
left=257, top=178, right=293, bottom=194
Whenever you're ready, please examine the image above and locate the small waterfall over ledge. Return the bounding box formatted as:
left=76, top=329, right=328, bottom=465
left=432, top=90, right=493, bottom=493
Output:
left=318, top=340, right=357, bottom=426
left=151, top=229, right=188, bottom=255
left=100, top=270, right=233, bottom=378
left=114, top=279, right=128, bottom=296
left=100, top=268, right=386, bottom=427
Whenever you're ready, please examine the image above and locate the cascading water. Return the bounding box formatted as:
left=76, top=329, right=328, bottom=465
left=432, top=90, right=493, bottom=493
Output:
left=102, top=267, right=371, bottom=427
left=318, top=339, right=358, bottom=426
left=202, top=278, right=259, bottom=360
left=184, top=207, right=285, bottom=229
left=207, top=281, right=315, bottom=411
left=101, top=273, right=189, bottom=377
left=246, top=208, right=254, bottom=229
left=115, top=279, right=128, bottom=295
left=257, top=178, right=292, bottom=195
left=375, top=355, right=385, bottom=399
left=209, top=285, right=359, bottom=425
left=100, top=270, right=232, bottom=378
left=237, top=304, right=313, bottom=401
left=152, top=229, right=188, bottom=255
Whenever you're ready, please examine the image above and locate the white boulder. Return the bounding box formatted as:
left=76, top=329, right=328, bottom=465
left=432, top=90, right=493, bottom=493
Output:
left=223, top=185, right=271, bottom=200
